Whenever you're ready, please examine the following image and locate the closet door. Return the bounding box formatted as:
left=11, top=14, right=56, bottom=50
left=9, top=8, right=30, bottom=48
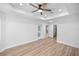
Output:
left=37, top=24, right=41, bottom=39
left=41, top=24, right=46, bottom=39
left=37, top=24, right=46, bottom=39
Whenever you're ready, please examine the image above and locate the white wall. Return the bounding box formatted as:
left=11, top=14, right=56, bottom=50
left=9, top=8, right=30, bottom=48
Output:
left=6, top=21, right=38, bottom=49
left=0, top=14, right=2, bottom=51
left=52, top=14, right=79, bottom=48
left=0, top=11, right=6, bottom=52
left=0, top=10, right=47, bottom=52
left=57, top=23, right=79, bottom=48
left=5, top=13, right=46, bottom=50
left=49, top=3, right=79, bottom=48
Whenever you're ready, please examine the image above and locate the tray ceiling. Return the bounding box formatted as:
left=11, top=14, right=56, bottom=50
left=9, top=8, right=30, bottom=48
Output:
left=9, top=3, right=69, bottom=20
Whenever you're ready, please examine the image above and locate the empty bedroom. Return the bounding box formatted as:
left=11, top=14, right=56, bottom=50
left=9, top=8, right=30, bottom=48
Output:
left=0, top=3, right=79, bottom=56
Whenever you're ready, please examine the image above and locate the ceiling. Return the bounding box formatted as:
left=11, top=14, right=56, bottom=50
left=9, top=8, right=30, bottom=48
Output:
left=9, top=3, right=69, bottom=20
left=0, top=3, right=79, bottom=22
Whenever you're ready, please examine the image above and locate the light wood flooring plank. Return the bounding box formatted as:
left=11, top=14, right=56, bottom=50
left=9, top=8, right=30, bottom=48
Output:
left=0, top=38, right=79, bottom=56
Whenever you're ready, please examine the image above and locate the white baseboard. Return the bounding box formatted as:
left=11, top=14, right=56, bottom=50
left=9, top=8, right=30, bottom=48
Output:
left=0, top=48, right=6, bottom=53
left=0, top=39, right=38, bottom=52
left=57, top=40, right=79, bottom=48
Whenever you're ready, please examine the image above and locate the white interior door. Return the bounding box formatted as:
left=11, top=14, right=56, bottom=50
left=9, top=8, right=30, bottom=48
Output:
left=41, top=24, right=46, bottom=39
left=37, top=24, right=46, bottom=39
left=48, top=24, right=54, bottom=38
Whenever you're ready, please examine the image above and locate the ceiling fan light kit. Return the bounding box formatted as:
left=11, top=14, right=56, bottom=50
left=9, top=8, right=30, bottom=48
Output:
left=37, top=9, right=43, bottom=12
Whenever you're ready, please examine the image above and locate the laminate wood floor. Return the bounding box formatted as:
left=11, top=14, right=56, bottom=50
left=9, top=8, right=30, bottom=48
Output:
left=0, top=38, right=79, bottom=56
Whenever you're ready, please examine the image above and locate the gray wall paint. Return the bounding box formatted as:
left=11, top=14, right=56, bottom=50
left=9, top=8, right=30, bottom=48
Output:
left=0, top=11, right=6, bottom=52
left=0, top=14, right=2, bottom=51
left=0, top=11, right=46, bottom=52
left=49, top=3, right=79, bottom=48
left=52, top=14, right=79, bottom=48
left=6, top=21, right=38, bottom=49
left=57, top=23, right=79, bottom=48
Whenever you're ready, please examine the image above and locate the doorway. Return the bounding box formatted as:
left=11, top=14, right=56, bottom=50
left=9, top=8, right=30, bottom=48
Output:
left=53, top=24, right=57, bottom=40
left=45, top=25, right=48, bottom=38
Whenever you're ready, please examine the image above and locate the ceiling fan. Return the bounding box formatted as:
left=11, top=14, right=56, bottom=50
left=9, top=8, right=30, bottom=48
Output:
left=29, top=3, right=53, bottom=15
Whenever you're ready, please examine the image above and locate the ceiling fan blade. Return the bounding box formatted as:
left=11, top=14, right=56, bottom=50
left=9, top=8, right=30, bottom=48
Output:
left=44, top=9, right=54, bottom=13
left=32, top=9, right=38, bottom=13
left=29, top=3, right=38, bottom=8
left=44, top=9, right=51, bottom=11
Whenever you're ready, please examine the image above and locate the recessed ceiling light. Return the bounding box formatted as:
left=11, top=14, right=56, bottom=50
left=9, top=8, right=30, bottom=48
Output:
left=58, top=9, right=62, bottom=12
left=19, top=3, right=23, bottom=6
